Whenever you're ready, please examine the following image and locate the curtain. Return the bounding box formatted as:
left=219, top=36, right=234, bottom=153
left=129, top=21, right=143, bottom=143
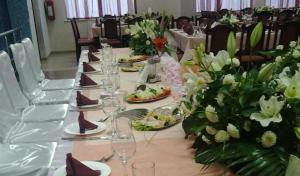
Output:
left=266, top=0, right=296, bottom=8
left=64, top=0, right=99, bottom=18
left=220, top=0, right=252, bottom=10
left=196, top=0, right=217, bottom=12
left=65, top=0, right=135, bottom=18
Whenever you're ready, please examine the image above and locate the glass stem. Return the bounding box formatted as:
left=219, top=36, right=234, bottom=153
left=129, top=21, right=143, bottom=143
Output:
left=111, top=112, right=117, bottom=135
left=122, top=162, right=128, bottom=176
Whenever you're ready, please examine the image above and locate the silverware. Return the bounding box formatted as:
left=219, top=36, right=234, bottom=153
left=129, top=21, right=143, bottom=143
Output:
left=95, top=153, right=114, bottom=163
left=62, top=136, right=111, bottom=141
left=117, top=108, right=148, bottom=119
left=98, top=116, right=109, bottom=122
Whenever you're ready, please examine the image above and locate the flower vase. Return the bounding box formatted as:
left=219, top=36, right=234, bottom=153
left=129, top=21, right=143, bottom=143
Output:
left=147, top=55, right=161, bottom=83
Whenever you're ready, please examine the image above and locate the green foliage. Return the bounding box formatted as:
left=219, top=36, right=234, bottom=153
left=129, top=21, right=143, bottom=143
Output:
left=227, top=32, right=236, bottom=58
left=250, top=22, right=263, bottom=49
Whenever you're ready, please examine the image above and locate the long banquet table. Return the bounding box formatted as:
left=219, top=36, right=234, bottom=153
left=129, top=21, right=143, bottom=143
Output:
left=48, top=48, right=232, bottom=176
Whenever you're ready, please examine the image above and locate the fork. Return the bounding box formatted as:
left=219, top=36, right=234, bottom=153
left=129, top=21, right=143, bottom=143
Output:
left=96, top=153, right=114, bottom=163
left=98, top=116, right=109, bottom=122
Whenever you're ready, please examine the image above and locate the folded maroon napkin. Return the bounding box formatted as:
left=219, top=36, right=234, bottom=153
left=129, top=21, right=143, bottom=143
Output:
left=88, top=52, right=100, bottom=62
left=66, top=153, right=100, bottom=176
left=76, top=91, right=99, bottom=106
left=83, top=62, right=96, bottom=72
left=80, top=73, right=97, bottom=86
left=89, top=45, right=99, bottom=53
left=78, top=111, right=98, bottom=133
left=183, top=23, right=194, bottom=35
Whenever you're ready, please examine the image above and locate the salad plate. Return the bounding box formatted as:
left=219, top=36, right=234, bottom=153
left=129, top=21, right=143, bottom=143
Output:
left=126, top=85, right=171, bottom=103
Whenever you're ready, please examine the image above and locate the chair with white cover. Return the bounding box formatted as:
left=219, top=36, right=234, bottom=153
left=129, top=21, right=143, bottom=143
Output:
left=22, top=38, right=75, bottom=90
left=10, top=43, right=72, bottom=105
left=0, top=51, right=68, bottom=122
left=0, top=142, right=57, bottom=176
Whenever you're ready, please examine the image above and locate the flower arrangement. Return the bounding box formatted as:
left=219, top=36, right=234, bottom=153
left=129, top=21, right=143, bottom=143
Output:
left=181, top=22, right=300, bottom=175
left=128, top=13, right=171, bottom=56
left=219, top=13, right=240, bottom=27
left=255, top=6, right=273, bottom=13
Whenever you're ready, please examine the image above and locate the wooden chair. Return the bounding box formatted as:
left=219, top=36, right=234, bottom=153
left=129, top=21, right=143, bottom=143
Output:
left=172, top=16, right=193, bottom=29
left=218, top=9, right=230, bottom=18
left=241, top=8, right=253, bottom=15
left=127, top=17, right=143, bottom=28
left=195, top=17, right=215, bottom=28
left=254, top=11, right=274, bottom=24
left=205, top=24, right=234, bottom=54
left=277, top=9, right=294, bottom=24
left=100, top=18, right=123, bottom=47
left=273, top=21, right=300, bottom=49
left=70, top=18, right=98, bottom=62
left=238, top=23, right=269, bottom=64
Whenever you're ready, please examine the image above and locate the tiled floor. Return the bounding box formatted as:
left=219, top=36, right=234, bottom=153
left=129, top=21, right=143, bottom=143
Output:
left=41, top=51, right=77, bottom=79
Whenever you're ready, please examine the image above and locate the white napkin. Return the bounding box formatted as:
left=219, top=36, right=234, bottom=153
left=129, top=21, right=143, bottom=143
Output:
left=137, top=63, right=149, bottom=85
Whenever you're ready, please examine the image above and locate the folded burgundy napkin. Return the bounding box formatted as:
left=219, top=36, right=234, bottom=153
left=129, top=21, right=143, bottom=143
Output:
left=89, top=45, right=99, bottom=53
left=88, top=52, right=100, bottom=62
left=83, top=62, right=96, bottom=72
left=183, top=23, right=194, bottom=35
left=80, top=73, right=97, bottom=86
left=78, top=111, right=98, bottom=133
left=76, top=91, right=99, bottom=106
left=66, top=153, right=100, bottom=176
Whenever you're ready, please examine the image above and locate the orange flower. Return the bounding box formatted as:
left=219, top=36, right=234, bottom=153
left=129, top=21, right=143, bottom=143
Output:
left=153, top=37, right=167, bottom=51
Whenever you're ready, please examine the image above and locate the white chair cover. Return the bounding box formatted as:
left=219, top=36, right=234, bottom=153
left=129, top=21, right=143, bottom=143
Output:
left=0, top=51, right=29, bottom=112
left=0, top=142, right=57, bottom=176
left=9, top=44, right=72, bottom=105
left=22, top=38, right=75, bottom=91
left=0, top=51, right=68, bottom=122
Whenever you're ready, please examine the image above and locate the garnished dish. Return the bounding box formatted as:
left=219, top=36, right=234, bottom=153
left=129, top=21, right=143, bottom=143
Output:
left=118, top=55, right=147, bottom=63
left=126, top=85, right=171, bottom=103
left=121, top=67, right=139, bottom=72
left=132, top=105, right=182, bottom=131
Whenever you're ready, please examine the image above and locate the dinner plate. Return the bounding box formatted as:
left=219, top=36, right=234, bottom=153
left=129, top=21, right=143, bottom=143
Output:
left=64, top=122, right=106, bottom=135
left=53, top=161, right=111, bottom=176
left=126, top=89, right=171, bottom=103
left=70, top=101, right=102, bottom=109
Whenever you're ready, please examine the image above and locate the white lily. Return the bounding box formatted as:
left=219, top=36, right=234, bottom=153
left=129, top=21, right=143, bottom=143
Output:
left=202, top=50, right=230, bottom=71
left=250, top=96, right=285, bottom=127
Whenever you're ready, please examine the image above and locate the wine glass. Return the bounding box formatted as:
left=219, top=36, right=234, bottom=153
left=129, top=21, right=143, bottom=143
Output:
left=111, top=131, right=136, bottom=176
left=102, top=96, right=120, bottom=135
left=103, top=74, right=120, bottom=94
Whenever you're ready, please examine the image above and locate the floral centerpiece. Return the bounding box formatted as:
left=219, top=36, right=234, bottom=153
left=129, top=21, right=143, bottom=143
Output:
left=181, top=21, right=300, bottom=175
left=219, top=13, right=240, bottom=27
left=127, top=13, right=171, bottom=56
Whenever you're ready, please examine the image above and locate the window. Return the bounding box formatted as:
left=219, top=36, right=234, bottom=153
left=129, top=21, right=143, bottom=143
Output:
left=65, top=0, right=135, bottom=19
left=265, top=0, right=296, bottom=8
left=196, top=0, right=252, bottom=12
left=221, top=0, right=251, bottom=10
left=196, top=0, right=217, bottom=12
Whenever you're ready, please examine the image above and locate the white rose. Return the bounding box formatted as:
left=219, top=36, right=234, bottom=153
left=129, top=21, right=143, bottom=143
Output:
left=261, top=131, right=277, bottom=148
left=223, top=74, right=235, bottom=85
left=227, top=123, right=240, bottom=138
left=225, top=58, right=232, bottom=65
left=289, top=41, right=297, bottom=48
left=232, top=58, right=240, bottom=67
left=215, top=130, right=230, bottom=143
left=293, top=50, right=300, bottom=59
left=242, top=72, right=247, bottom=78
left=275, top=56, right=282, bottom=63
left=146, top=40, right=151, bottom=45
left=215, top=92, right=224, bottom=106
left=276, top=45, right=284, bottom=50
left=205, top=105, right=219, bottom=123
left=206, top=126, right=217, bottom=135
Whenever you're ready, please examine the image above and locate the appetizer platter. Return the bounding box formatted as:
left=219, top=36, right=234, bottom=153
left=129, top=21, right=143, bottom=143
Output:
left=118, top=55, right=148, bottom=63
left=126, top=85, right=171, bottom=103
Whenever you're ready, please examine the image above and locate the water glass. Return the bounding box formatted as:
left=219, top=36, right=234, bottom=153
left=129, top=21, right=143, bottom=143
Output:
left=132, top=161, right=155, bottom=176
left=111, top=131, right=136, bottom=176
left=114, top=90, right=127, bottom=111
left=102, top=96, right=120, bottom=135
left=103, top=74, right=120, bottom=94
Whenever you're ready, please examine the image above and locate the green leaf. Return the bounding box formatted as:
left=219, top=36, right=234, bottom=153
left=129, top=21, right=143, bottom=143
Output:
left=258, top=50, right=289, bottom=57
left=250, top=22, right=263, bottom=49
left=227, top=31, right=236, bottom=58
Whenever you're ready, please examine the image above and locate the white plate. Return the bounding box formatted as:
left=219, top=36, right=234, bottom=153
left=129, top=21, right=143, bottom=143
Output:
left=70, top=100, right=102, bottom=109
left=64, top=122, right=106, bottom=135
left=53, top=161, right=111, bottom=176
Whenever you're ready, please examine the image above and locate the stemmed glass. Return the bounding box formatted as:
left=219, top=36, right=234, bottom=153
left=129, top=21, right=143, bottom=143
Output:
left=102, top=96, right=120, bottom=135
left=111, top=130, right=136, bottom=176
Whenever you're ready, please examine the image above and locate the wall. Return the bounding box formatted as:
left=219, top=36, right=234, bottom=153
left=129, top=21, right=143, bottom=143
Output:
left=136, top=0, right=182, bottom=17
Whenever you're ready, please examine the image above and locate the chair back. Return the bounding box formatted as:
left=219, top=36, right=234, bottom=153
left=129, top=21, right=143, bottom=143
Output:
left=218, top=9, right=229, bottom=17
left=173, top=16, right=192, bottom=29
left=196, top=17, right=215, bottom=27
left=10, top=43, right=41, bottom=100
left=275, top=21, right=300, bottom=49
left=255, top=11, right=273, bottom=24
left=206, top=24, right=234, bottom=54
left=241, top=8, right=253, bottom=15
left=239, top=23, right=267, bottom=56
left=70, top=18, right=80, bottom=41
left=22, top=38, right=45, bottom=82
left=101, top=18, right=121, bottom=39
left=103, top=15, right=116, bottom=19
left=0, top=51, right=29, bottom=112
left=127, top=17, right=143, bottom=27
left=277, top=9, right=294, bottom=24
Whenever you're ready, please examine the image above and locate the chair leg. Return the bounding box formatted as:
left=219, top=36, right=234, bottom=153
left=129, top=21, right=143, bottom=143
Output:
left=76, top=46, right=81, bottom=63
